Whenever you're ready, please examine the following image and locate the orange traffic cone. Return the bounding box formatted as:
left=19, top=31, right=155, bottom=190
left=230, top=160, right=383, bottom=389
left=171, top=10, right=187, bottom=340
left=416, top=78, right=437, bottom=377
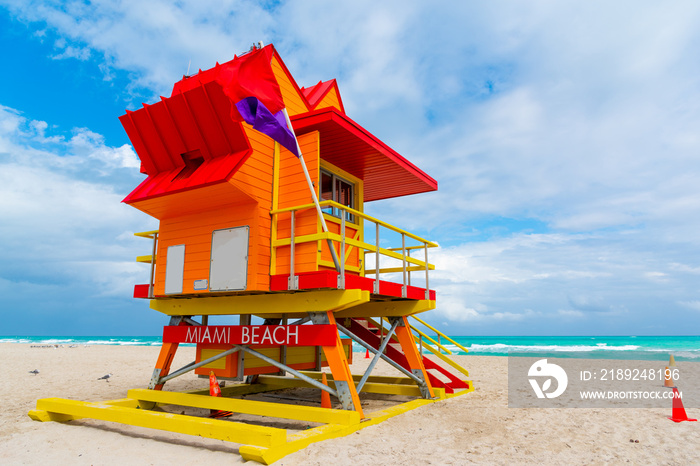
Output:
left=209, top=371, right=233, bottom=419
left=365, top=348, right=370, bottom=359
left=321, top=372, right=331, bottom=409
left=664, top=355, right=678, bottom=388
left=663, top=366, right=675, bottom=388
left=668, top=387, right=697, bottom=423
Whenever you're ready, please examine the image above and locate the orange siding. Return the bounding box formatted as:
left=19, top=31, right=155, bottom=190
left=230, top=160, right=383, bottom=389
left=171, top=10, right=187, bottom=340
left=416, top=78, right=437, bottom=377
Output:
left=272, top=56, right=308, bottom=117
left=154, top=202, right=262, bottom=295
left=315, top=87, right=343, bottom=113
left=319, top=219, right=360, bottom=271
left=153, top=130, right=276, bottom=295
left=227, top=126, right=275, bottom=291
left=229, top=127, right=275, bottom=204
left=129, top=181, right=254, bottom=220
left=275, top=131, right=320, bottom=274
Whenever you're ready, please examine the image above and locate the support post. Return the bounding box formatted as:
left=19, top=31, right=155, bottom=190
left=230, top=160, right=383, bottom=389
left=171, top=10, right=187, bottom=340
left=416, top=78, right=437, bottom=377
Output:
left=148, top=232, right=158, bottom=298
left=150, top=342, right=178, bottom=390
left=149, top=316, right=185, bottom=390
left=279, top=314, right=287, bottom=376
left=338, top=212, right=346, bottom=289
left=374, top=222, right=380, bottom=294
left=394, top=316, right=435, bottom=399
left=309, top=312, right=364, bottom=416
left=401, top=233, right=407, bottom=298
left=288, top=210, right=297, bottom=290
left=424, top=242, right=430, bottom=301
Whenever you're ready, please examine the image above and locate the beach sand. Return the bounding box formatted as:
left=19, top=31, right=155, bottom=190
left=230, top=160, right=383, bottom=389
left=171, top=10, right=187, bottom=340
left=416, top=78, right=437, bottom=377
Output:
left=1, top=343, right=698, bottom=465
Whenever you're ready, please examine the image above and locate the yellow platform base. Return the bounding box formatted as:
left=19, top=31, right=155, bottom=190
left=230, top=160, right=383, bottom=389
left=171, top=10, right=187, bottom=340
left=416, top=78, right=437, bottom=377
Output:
left=29, top=375, right=474, bottom=464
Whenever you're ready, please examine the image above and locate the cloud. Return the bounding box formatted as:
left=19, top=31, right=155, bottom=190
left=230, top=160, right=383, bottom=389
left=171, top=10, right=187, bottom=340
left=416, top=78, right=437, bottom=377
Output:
left=0, top=104, right=155, bottom=305
left=1, top=0, right=277, bottom=98
left=425, top=229, right=699, bottom=333
left=2, top=2, right=700, bottom=334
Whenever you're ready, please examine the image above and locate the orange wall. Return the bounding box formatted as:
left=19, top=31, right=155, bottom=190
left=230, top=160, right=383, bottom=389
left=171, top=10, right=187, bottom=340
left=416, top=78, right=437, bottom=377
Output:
left=154, top=201, right=259, bottom=295
left=315, top=87, right=343, bottom=113
left=152, top=125, right=276, bottom=296
left=274, top=131, right=320, bottom=275
left=272, top=56, right=308, bottom=117
left=318, top=220, right=360, bottom=272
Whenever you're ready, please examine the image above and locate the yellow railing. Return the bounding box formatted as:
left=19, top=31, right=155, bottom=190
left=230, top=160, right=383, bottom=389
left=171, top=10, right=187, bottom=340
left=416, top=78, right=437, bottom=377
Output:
left=270, top=200, right=437, bottom=297
left=368, top=316, right=470, bottom=378
left=134, top=230, right=159, bottom=298
left=409, top=315, right=469, bottom=354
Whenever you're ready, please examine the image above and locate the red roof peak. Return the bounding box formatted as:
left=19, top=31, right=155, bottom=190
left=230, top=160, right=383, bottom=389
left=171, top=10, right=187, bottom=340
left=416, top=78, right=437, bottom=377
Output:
left=301, top=79, right=345, bottom=113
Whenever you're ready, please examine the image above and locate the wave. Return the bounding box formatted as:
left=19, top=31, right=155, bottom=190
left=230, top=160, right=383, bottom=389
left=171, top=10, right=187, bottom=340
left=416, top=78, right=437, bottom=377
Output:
left=441, top=339, right=700, bottom=361
left=461, top=343, right=641, bottom=353
left=0, top=337, right=164, bottom=346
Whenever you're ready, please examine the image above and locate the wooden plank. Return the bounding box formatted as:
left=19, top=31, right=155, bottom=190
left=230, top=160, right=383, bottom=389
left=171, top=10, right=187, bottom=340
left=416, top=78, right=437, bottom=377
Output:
left=127, top=389, right=360, bottom=426
left=316, top=87, right=343, bottom=112
left=334, top=300, right=435, bottom=318
left=150, top=289, right=369, bottom=316
left=254, top=375, right=421, bottom=396
left=35, top=398, right=286, bottom=447
left=272, top=56, right=308, bottom=115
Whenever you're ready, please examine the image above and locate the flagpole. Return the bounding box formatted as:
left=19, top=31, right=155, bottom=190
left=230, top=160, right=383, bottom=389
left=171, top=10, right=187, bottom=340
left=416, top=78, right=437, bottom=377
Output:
left=282, top=109, right=341, bottom=273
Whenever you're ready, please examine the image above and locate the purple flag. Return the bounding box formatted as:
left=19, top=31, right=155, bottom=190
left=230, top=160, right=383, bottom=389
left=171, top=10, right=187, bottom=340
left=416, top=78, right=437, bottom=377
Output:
left=235, top=96, right=299, bottom=157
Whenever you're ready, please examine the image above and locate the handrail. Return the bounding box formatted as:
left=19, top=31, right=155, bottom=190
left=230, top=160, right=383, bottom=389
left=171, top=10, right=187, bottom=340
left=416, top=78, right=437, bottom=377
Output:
left=411, top=326, right=452, bottom=354
left=134, top=230, right=159, bottom=239
left=134, top=230, right=159, bottom=298
left=271, top=231, right=434, bottom=270
left=415, top=338, right=471, bottom=378
left=271, top=200, right=439, bottom=248
left=271, top=200, right=436, bottom=296
left=410, top=315, right=470, bottom=354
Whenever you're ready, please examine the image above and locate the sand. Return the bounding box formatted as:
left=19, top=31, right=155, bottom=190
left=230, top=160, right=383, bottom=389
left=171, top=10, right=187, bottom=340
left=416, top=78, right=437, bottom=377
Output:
left=1, top=343, right=698, bottom=465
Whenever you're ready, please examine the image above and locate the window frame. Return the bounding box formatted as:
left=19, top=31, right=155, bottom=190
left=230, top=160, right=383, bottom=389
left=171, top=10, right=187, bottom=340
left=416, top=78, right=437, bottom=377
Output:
left=320, top=168, right=356, bottom=224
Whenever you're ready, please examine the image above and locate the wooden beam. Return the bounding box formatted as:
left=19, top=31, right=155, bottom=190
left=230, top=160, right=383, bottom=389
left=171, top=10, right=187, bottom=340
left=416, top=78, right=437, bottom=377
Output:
left=35, top=398, right=286, bottom=447
left=127, top=389, right=360, bottom=425
left=150, top=289, right=370, bottom=316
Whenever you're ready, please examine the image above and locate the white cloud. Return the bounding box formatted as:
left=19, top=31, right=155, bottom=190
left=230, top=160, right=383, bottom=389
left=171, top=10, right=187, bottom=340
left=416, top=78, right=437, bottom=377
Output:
left=1, top=0, right=277, bottom=98
left=0, top=104, right=155, bottom=297
left=2, top=1, right=700, bottom=334
left=679, top=301, right=700, bottom=312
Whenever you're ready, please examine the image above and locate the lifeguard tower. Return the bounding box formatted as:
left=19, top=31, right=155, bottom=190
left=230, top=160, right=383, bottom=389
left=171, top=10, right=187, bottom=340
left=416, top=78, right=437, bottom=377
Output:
left=29, top=43, right=472, bottom=464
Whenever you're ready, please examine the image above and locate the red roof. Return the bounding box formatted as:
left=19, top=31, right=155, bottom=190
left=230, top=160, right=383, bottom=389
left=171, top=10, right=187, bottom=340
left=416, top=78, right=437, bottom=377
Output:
left=121, top=45, right=436, bottom=206
left=120, top=80, right=251, bottom=205
left=301, top=79, right=345, bottom=113
left=291, top=108, right=437, bottom=202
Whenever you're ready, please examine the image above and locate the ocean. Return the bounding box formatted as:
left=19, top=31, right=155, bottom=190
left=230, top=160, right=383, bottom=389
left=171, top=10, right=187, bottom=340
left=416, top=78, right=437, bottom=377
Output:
left=444, top=335, right=700, bottom=361
left=2, top=335, right=699, bottom=361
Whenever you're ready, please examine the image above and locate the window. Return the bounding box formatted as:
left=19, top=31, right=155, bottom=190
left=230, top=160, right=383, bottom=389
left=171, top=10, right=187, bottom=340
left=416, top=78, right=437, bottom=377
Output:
left=320, top=169, right=355, bottom=222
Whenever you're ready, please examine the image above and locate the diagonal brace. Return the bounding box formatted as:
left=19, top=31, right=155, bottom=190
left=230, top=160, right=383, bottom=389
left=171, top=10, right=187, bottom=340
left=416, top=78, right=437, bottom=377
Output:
left=335, top=323, right=425, bottom=387
left=356, top=318, right=400, bottom=392
left=155, top=346, right=241, bottom=386
left=237, top=346, right=339, bottom=399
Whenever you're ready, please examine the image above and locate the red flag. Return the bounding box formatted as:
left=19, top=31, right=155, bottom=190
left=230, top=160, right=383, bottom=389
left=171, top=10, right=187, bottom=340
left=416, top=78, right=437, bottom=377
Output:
left=216, top=46, right=285, bottom=120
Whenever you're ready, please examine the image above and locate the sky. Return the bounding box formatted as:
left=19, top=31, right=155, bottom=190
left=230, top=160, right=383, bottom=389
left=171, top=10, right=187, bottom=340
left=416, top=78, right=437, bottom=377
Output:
left=1, top=1, right=700, bottom=336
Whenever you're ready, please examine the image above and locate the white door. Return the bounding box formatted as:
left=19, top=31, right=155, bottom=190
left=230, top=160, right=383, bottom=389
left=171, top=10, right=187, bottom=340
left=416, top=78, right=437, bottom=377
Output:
left=209, top=226, right=249, bottom=291
left=164, top=244, right=185, bottom=294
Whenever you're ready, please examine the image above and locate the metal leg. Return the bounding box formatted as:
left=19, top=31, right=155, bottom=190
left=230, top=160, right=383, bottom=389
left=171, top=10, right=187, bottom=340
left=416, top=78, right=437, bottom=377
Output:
left=309, top=312, right=364, bottom=415
left=149, top=342, right=179, bottom=390
left=149, top=316, right=185, bottom=390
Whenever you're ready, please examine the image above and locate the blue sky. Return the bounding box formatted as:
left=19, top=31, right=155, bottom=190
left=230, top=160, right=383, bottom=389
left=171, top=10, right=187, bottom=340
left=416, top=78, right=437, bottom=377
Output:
left=2, top=1, right=700, bottom=336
